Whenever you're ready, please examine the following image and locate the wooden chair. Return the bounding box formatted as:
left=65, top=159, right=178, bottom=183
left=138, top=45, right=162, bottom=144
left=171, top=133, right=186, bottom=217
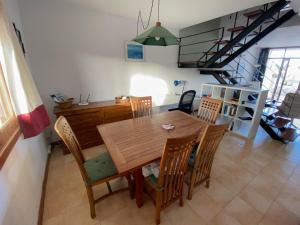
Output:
left=186, top=123, right=229, bottom=200
left=197, top=97, right=222, bottom=123
left=54, top=116, right=133, bottom=218
left=130, top=96, right=152, bottom=118
left=144, top=131, right=200, bottom=225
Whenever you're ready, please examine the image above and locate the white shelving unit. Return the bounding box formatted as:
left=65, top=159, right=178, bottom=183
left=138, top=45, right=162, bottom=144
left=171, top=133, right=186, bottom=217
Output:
left=200, top=83, right=268, bottom=139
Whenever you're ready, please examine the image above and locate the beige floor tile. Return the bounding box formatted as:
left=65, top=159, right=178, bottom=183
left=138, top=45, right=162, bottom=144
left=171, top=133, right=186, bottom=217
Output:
left=188, top=189, right=223, bottom=222
left=216, top=167, right=255, bottom=195
left=43, top=214, right=64, bottom=225
left=43, top=187, right=69, bottom=220
left=64, top=202, right=100, bottom=225
left=204, top=179, right=236, bottom=204
left=208, top=210, right=242, bottom=225
left=276, top=181, right=300, bottom=217
left=100, top=207, right=137, bottom=225
left=131, top=199, right=172, bottom=225
left=289, top=164, right=300, bottom=186
left=259, top=158, right=297, bottom=183
left=223, top=197, right=263, bottom=225
left=238, top=185, right=273, bottom=214
left=273, top=142, right=300, bottom=163
left=259, top=202, right=300, bottom=225
left=248, top=172, right=284, bottom=203
left=240, top=152, right=271, bottom=175
left=188, top=178, right=236, bottom=222
left=164, top=203, right=207, bottom=225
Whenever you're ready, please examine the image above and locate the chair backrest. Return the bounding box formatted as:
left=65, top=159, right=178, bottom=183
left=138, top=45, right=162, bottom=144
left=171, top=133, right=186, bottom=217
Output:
left=157, top=131, right=199, bottom=207
left=193, top=123, right=229, bottom=184
left=130, top=96, right=152, bottom=118
left=178, top=90, right=196, bottom=114
left=197, top=97, right=222, bottom=123
left=54, top=116, right=89, bottom=181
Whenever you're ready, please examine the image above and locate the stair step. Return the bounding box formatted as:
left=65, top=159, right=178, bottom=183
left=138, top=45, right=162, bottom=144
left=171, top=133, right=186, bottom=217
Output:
left=263, top=107, right=278, bottom=117
left=178, top=61, right=198, bottom=64
left=280, top=128, right=300, bottom=142
left=178, top=61, right=200, bottom=68
left=198, top=68, right=234, bottom=71
left=227, top=27, right=260, bottom=37
left=214, top=40, right=243, bottom=47
left=214, top=40, right=229, bottom=45
left=264, top=18, right=275, bottom=24
left=247, top=31, right=259, bottom=36
left=227, top=26, right=245, bottom=33
left=206, top=51, right=231, bottom=56
left=244, top=9, right=264, bottom=19
left=269, top=117, right=291, bottom=129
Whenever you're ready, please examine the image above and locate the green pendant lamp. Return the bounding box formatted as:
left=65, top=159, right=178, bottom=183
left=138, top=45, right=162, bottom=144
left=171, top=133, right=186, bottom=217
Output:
left=133, top=0, right=178, bottom=46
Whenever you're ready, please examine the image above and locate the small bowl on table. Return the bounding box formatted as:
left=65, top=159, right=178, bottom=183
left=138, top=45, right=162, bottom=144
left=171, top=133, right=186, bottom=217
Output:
left=57, top=98, right=74, bottom=109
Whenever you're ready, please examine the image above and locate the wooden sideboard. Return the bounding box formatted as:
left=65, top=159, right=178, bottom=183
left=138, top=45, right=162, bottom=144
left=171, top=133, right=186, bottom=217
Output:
left=54, top=101, right=132, bottom=152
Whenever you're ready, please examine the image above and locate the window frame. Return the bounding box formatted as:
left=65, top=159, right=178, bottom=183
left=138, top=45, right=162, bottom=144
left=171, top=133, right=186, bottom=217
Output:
left=0, top=62, right=21, bottom=169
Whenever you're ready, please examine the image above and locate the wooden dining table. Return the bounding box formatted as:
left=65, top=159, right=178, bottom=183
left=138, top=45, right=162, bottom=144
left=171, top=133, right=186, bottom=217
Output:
left=97, top=110, right=208, bottom=207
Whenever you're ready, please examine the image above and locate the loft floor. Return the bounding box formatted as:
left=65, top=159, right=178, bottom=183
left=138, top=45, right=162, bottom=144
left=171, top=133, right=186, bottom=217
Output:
left=43, top=127, right=300, bottom=225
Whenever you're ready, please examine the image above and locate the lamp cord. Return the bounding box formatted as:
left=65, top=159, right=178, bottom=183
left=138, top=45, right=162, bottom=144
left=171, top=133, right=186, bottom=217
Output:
left=136, top=0, right=160, bottom=36
left=158, top=0, right=160, bottom=22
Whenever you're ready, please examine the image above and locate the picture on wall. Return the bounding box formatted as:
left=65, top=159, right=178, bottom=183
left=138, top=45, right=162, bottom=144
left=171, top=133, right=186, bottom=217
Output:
left=125, top=42, right=144, bottom=61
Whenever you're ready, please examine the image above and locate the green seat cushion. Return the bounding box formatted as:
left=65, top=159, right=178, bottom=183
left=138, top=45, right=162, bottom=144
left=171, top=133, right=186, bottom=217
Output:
left=84, top=152, right=117, bottom=183
left=149, top=174, right=158, bottom=185
left=188, top=144, right=199, bottom=167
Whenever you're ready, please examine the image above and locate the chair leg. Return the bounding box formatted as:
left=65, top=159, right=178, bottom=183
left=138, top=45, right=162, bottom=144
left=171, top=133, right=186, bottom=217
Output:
left=187, top=172, right=196, bottom=200
left=106, top=182, right=113, bottom=193
left=187, top=183, right=194, bottom=200
left=179, top=195, right=184, bottom=207
left=155, top=194, right=162, bottom=225
left=180, top=184, right=184, bottom=206
left=205, top=179, right=210, bottom=188
left=86, top=186, right=96, bottom=218
left=126, top=173, right=135, bottom=199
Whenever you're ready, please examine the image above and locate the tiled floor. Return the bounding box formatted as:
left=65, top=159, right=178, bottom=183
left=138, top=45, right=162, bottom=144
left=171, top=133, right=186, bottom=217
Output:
left=43, top=127, right=300, bottom=225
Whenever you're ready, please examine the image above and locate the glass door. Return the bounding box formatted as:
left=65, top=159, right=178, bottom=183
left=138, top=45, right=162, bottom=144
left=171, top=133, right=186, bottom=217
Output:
left=272, top=58, right=289, bottom=101
left=262, top=48, right=300, bottom=101
left=263, top=57, right=283, bottom=100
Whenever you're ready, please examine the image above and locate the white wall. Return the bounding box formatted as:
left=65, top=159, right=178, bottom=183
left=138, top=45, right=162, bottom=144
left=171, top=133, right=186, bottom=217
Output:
left=0, top=0, right=49, bottom=225
left=0, top=134, right=48, bottom=225
left=17, top=0, right=215, bottom=132
left=257, top=25, right=300, bottom=48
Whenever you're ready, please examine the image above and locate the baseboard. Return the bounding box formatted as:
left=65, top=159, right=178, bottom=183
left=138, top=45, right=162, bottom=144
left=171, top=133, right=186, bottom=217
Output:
left=37, top=146, right=51, bottom=225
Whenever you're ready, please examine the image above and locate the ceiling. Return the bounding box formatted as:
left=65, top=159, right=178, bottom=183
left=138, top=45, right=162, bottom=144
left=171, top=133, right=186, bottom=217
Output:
left=63, top=0, right=275, bottom=29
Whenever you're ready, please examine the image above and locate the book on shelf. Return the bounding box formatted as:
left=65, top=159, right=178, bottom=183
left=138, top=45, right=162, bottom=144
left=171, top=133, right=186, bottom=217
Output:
left=224, top=104, right=237, bottom=117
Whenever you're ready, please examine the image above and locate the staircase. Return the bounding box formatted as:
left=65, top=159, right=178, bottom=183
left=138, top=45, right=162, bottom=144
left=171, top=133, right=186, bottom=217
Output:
left=178, top=0, right=296, bottom=84
left=177, top=0, right=297, bottom=142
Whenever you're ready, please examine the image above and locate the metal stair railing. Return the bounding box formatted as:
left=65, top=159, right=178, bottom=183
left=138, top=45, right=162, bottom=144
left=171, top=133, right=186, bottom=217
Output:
left=217, top=10, right=295, bottom=68
left=178, top=27, right=225, bottom=66
left=204, top=0, right=291, bottom=68
left=245, top=50, right=278, bottom=75
left=241, top=51, right=298, bottom=95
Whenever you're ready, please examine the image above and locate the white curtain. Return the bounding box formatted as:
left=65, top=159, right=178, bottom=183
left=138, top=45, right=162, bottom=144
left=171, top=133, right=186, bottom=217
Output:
left=0, top=0, right=49, bottom=138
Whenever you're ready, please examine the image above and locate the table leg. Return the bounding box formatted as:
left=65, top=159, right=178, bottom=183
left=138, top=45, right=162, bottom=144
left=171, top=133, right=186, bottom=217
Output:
left=134, top=168, right=144, bottom=208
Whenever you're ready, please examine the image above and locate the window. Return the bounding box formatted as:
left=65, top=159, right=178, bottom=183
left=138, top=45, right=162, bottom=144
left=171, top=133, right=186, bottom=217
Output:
left=0, top=62, right=20, bottom=168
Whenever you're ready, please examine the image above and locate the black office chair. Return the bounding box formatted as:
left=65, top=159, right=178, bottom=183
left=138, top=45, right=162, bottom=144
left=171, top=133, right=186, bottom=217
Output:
left=169, top=90, right=196, bottom=114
